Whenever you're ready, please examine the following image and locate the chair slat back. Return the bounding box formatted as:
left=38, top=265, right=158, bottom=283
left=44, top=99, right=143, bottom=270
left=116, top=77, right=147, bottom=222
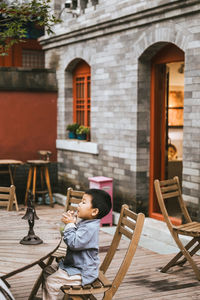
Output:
left=154, top=176, right=192, bottom=230
left=100, top=204, right=145, bottom=297
left=0, top=185, right=15, bottom=211
left=65, top=187, right=85, bottom=212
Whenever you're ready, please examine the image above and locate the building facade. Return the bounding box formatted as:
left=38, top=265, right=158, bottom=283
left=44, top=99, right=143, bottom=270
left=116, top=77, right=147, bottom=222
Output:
left=40, top=0, right=200, bottom=221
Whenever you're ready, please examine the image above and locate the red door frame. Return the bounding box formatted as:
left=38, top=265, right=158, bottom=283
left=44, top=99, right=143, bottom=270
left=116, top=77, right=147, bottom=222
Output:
left=149, top=44, right=184, bottom=225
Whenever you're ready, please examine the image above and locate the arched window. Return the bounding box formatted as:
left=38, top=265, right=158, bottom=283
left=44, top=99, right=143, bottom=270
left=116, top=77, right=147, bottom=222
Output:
left=73, top=61, right=91, bottom=127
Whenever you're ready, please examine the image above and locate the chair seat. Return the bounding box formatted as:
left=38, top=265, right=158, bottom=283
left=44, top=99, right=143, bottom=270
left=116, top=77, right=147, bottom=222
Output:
left=174, top=222, right=200, bottom=237
left=61, top=271, right=112, bottom=296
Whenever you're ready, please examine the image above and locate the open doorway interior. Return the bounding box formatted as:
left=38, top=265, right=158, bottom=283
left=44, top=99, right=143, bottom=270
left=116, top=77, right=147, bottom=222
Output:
left=150, top=43, right=185, bottom=224
left=165, top=61, right=184, bottom=218
left=166, top=62, right=184, bottom=179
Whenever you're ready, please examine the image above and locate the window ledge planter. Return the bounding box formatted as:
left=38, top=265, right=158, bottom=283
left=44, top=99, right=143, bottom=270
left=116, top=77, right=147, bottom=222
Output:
left=56, top=139, right=98, bottom=154
left=68, top=132, right=77, bottom=139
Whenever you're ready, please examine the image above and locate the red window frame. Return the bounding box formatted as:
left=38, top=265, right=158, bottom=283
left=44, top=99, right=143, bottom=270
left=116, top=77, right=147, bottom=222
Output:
left=0, top=39, right=42, bottom=67
left=73, top=61, right=91, bottom=127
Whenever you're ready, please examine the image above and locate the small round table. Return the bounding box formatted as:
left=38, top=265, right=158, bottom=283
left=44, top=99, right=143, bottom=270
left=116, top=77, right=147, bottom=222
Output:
left=0, top=210, right=61, bottom=299
left=24, top=160, right=54, bottom=207
left=0, top=159, right=23, bottom=185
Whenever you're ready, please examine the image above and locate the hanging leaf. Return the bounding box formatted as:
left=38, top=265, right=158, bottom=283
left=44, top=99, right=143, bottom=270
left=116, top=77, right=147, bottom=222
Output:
left=0, top=0, right=61, bottom=55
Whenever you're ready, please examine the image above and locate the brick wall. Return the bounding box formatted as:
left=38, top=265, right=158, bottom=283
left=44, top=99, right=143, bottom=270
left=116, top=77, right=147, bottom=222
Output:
left=40, top=0, right=200, bottom=217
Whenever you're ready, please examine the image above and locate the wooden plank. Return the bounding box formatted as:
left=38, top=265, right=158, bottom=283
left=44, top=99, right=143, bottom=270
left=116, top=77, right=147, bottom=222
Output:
left=69, top=197, right=82, bottom=204
left=119, top=225, right=132, bottom=240
left=160, top=178, right=176, bottom=186
left=123, top=207, right=137, bottom=221
left=0, top=194, right=10, bottom=199
left=0, top=209, right=61, bottom=279
left=70, top=190, right=85, bottom=197
left=0, top=187, right=13, bottom=192
left=121, top=216, right=135, bottom=230
left=177, top=222, right=200, bottom=230
left=160, top=184, right=179, bottom=193
left=162, top=191, right=180, bottom=199
left=2, top=204, right=200, bottom=300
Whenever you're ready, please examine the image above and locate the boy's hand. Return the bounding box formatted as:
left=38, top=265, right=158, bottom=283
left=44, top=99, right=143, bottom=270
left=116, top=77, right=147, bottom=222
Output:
left=61, top=210, right=77, bottom=224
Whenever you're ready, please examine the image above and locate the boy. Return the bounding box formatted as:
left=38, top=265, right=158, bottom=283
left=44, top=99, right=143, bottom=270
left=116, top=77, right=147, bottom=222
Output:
left=43, top=188, right=112, bottom=300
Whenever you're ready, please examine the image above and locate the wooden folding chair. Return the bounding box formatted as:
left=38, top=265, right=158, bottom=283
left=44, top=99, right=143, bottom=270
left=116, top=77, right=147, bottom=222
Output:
left=64, top=187, right=85, bottom=213
left=53, top=187, right=85, bottom=261
left=29, top=187, right=85, bottom=300
left=0, top=185, right=18, bottom=211
left=154, top=176, right=200, bottom=280
left=61, top=204, right=145, bottom=300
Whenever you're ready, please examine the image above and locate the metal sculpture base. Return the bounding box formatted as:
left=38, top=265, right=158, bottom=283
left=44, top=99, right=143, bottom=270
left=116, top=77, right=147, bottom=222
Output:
left=20, top=228, right=43, bottom=245
left=20, top=232, right=43, bottom=245
left=20, top=190, right=43, bottom=245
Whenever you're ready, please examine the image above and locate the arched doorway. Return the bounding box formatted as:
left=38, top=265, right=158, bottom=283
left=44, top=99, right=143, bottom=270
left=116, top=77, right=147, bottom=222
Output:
left=149, top=43, right=184, bottom=225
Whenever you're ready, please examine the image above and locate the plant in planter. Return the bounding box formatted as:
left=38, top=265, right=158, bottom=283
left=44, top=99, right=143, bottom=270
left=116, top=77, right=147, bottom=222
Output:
left=66, top=123, right=80, bottom=139
left=76, top=125, right=90, bottom=140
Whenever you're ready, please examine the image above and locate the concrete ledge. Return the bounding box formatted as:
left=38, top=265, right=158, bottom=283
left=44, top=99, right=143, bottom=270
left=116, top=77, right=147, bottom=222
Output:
left=54, top=193, right=66, bottom=206
left=104, top=212, right=200, bottom=255
left=56, top=139, right=99, bottom=154
left=0, top=67, right=57, bottom=91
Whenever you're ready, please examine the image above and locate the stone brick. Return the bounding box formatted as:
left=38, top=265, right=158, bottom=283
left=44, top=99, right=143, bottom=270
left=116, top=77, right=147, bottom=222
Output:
left=39, top=0, right=200, bottom=217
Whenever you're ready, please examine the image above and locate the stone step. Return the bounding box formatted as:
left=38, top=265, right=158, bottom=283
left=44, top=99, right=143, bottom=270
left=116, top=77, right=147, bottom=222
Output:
left=109, top=212, right=198, bottom=255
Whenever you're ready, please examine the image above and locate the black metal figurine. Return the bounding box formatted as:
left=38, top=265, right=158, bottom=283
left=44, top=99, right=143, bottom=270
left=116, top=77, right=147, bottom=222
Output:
left=20, top=191, right=43, bottom=245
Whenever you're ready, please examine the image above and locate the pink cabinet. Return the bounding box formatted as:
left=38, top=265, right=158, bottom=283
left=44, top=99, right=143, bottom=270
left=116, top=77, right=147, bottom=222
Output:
left=88, top=176, right=113, bottom=226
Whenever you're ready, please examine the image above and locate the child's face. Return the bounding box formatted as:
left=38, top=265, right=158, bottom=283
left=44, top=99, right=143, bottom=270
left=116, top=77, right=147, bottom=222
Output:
left=77, top=193, right=98, bottom=219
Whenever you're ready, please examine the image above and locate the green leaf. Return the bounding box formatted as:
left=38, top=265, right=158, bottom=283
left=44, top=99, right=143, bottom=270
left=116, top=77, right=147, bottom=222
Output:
left=0, top=0, right=61, bottom=56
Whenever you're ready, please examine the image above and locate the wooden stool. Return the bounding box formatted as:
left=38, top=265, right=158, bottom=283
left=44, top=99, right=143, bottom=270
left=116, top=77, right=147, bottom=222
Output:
left=24, top=160, right=54, bottom=207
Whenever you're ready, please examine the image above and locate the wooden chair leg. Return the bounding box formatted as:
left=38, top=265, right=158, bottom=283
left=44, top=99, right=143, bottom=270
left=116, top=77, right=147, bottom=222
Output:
left=32, top=166, right=37, bottom=204
left=103, top=289, right=112, bottom=300
left=44, top=166, right=54, bottom=207
left=176, top=237, right=200, bottom=280
left=13, top=192, right=19, bottom=211
left=25, top=167, right=33, bottom=205
left=189, top=240, right=200, bottom=257
left=163, top=234, right=200, bottom=280
left=7, top=185, right=15, bottom=211
left=62, top=294, right=95, bottom=300
left=28, top=255, right=55, bottom=300
left=86, top=295, right=97, bottom=300
left=161, top=249, right=185, bottom=272
left=40, top=166, right=45, bottom=204
left=8, top=165, right=14, bottom=185
left=63, top=296, right=83, bottom=300
left=178, top=240, right=200, bottom=267
left=8, top=165, right=19, bottom=211
left=161, top=236, right=197, bottom=271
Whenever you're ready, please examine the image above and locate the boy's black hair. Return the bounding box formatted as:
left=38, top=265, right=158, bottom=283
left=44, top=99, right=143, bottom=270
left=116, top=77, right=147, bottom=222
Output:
left=85, top=189, right=112, bottom=219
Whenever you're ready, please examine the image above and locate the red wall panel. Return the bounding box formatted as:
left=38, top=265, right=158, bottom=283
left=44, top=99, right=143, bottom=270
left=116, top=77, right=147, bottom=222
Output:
left=0, top=91, right=57, bottom=162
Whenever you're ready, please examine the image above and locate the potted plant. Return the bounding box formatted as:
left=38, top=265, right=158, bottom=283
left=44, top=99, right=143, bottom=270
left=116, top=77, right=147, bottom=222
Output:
left=66, top=123, right=80, bottom=139
left=76, top=125, right=90, bottom=140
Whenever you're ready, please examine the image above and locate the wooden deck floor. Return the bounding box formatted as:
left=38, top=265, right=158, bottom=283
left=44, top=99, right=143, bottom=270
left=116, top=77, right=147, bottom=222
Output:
left=4, top=204, right=200, bottom=300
